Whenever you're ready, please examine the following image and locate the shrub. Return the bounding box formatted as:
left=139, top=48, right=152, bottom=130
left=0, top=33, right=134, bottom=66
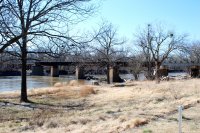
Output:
left=126, top=118, right=149, bottom=129
left=133, top=118, right=148, bottom=127
left=54, top=82, right=63, bottom=87
left=79, top=86, right=96, bottom=97
left=68, top=80, right=85, bottom=86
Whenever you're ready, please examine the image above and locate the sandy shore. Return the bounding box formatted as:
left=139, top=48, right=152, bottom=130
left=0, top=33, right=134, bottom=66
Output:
left=0, top=79, right=200, bottom=133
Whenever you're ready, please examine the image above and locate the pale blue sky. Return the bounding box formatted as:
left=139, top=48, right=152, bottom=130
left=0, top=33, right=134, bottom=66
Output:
left=75, top=0, right=200, bottom=41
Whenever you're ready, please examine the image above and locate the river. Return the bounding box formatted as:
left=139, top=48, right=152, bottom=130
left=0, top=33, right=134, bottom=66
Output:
left=0, top=75, right=76, bottom=92
left=0, top=74, right=136, bottom=92
left=0, top=73, right=188, bottom=92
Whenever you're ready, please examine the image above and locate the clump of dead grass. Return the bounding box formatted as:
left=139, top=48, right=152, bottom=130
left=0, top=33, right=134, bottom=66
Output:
left=126, top=118, right=149, bottom=129
left=133, top=118, right=148, bottom=127
left=79, top=86, right=96, bottom=97
left=29, top=87, right=63, bottom=97
left=54, top=82, right=68, bottom=87
left=54, top=82, right=63, bottom=87
left=68, top=80, right=85, bottom=86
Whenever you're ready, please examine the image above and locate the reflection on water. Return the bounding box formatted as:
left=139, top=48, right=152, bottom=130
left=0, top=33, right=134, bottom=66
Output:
left=168, top=72, right=188, bottom=77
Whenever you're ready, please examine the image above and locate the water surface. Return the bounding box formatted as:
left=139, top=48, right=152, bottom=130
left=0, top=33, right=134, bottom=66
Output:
left=0, top=72, right=188, bottom=92
left=0, top=76, right=75, bottom=92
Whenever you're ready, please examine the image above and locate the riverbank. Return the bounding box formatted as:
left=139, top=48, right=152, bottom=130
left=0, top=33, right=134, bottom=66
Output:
left=0, top=79, right=200, bottom=133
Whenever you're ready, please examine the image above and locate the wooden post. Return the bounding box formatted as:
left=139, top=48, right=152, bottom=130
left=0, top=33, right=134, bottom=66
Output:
left=178, top=105, right=183, bottom=133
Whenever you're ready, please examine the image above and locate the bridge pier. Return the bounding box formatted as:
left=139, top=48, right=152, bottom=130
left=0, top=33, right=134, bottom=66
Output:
left=31, top=65, right=44, bottom=76
left=191, top=66, right=199, bottom=78
left=76, top=66, right=85, bottom=79
left=51, top=65, right=59, bottom=77
left=109, top=66, right=123, bottom=83
left=159, top=66, right=168, bottom=77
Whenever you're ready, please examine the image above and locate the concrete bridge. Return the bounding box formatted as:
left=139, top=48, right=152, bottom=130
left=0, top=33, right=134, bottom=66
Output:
left=31, top=61, right=128, bottom=83
left=31, top=61, right=200, bottom=81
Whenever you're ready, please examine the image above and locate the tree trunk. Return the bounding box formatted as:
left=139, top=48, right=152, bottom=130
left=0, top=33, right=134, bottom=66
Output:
left=147, top=59, right=152, bottom=80
left=20, top=36, right=28, bottom=102
left=155, top=62, right=160, bottom=83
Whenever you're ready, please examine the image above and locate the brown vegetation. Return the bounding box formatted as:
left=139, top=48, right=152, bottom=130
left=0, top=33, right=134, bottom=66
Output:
left=0, top=79, right=200, bottom=133
left=79, top=86, right=96, bottom=97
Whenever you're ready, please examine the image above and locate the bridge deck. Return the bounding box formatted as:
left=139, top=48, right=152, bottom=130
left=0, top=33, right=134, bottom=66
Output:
left=35, top=61, right=129, bottom=66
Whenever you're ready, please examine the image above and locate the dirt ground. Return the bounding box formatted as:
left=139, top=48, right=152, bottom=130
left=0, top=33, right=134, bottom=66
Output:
left=0, top=79, right=200, bottom=133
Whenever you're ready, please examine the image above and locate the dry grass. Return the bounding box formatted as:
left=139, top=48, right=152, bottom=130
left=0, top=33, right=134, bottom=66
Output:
left=1, top=79, right=200, bottom=133
left=68, top=80, right=85, bottom=86
left=53, top=80, right=85, bottom=87
left=126, top=118, right=149, bottom=129
left=54, top=82, right=65, bottom=87
left=131, top=118, right=149, bottom=127
left=79, top=86, right=96, bottom=97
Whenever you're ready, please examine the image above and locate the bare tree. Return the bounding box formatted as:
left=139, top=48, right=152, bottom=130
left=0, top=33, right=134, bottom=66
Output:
left=188, top=41, right=200, bottom=64
left=134, top=24, right=154, bottom=80
left=135, top=24, right=186, bottom=83
left=0, top=0, right=95, bottom=102
left=92, top=22, right=125, bottom=84
left=129, top=52, right=145, bottom=80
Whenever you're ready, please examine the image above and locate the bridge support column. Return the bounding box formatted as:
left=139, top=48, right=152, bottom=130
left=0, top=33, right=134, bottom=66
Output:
left=109, top=66, right=123, bottom=83
left=76, top=66, right=85, bottom=79
left=51, top=65, right=59, bottom=77
left=191, top=66, right=199, bottom=78
left=31, top=65, right=44, bottom=76
left=159, top=66, right=168, bottom=77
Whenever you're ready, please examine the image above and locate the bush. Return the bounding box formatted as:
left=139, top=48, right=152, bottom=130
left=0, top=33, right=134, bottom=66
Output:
left=68, top=80, right=85, bottom=86
left=133, top=118, right=148, bottom=127
left=126, top=118, right=149, bottom=129
left=79, top=86, right=96, bottom=97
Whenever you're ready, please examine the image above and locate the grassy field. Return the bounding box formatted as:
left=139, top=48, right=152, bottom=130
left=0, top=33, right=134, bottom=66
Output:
left=0, top=79, right=200, bottom=133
